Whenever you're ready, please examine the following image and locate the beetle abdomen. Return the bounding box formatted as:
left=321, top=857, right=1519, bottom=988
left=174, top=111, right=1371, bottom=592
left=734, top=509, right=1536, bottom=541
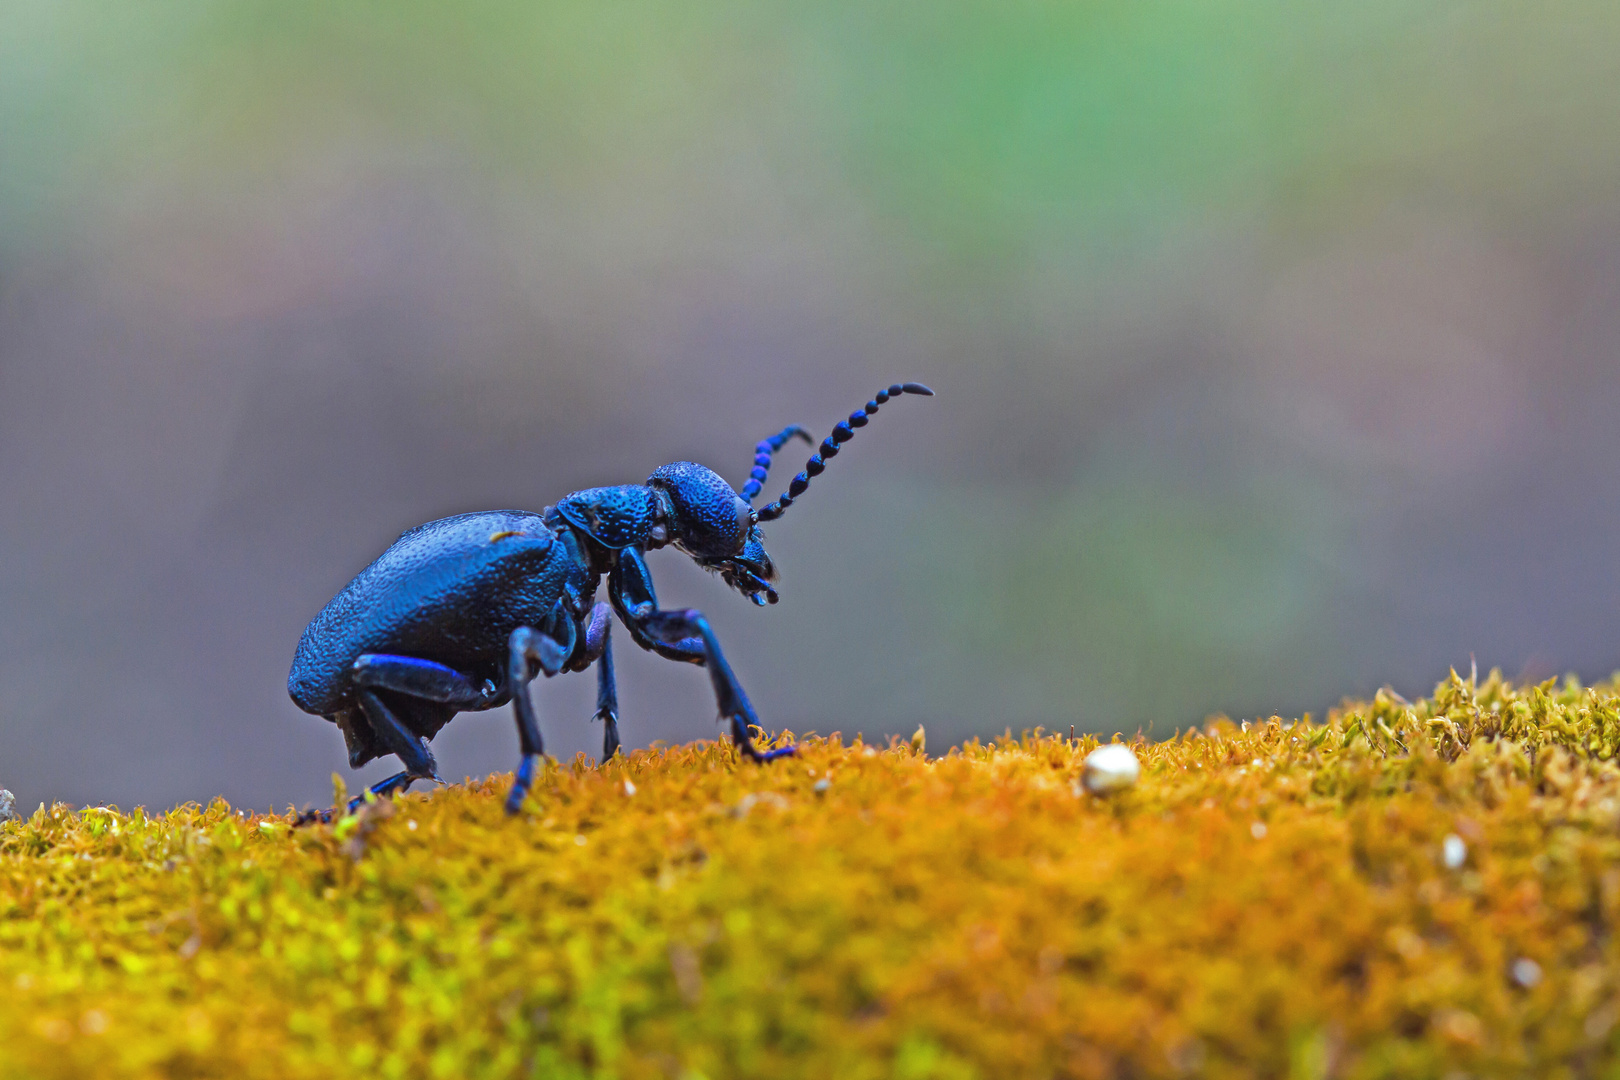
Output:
left=288, top=511, right=569, bottom=716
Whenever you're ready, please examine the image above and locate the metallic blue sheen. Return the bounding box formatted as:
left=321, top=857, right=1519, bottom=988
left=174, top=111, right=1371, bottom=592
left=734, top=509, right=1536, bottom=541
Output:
left=288, top=382, right=933, bottom=814
left=554, top=485, right=659, bottom=550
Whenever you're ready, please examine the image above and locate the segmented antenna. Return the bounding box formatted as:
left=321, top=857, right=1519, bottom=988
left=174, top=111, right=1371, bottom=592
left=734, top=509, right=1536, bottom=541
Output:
left=755, top=382, right=934, bottom=522
left=740, top=425, right=813, bottom=502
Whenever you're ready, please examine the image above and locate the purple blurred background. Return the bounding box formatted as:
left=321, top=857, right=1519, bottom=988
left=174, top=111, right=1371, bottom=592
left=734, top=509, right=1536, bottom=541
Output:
left=3, top=2, right=1620, bottom=810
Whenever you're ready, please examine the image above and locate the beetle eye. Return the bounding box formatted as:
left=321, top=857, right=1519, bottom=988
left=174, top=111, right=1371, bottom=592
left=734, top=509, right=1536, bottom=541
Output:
left=732, top=495, right=753, bottom=546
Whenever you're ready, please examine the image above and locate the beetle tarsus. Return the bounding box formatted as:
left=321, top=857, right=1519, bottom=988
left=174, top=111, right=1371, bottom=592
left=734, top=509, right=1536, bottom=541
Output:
left=732, top=716, right=797, bottom=762
left=366, top=771, right=419, bottom=801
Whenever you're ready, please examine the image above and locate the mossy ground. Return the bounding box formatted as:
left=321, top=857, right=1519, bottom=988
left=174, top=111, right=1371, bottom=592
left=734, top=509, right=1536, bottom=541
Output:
left=7, top=674, right=1620, bottom=1078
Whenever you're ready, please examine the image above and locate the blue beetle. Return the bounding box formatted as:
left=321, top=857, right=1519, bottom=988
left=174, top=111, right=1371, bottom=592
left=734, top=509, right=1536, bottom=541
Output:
left=289, top=382, right=933, bottom=813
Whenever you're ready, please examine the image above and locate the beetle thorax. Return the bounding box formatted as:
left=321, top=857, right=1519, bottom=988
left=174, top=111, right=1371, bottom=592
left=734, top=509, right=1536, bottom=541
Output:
left=552, top=484, right=662, bottom=553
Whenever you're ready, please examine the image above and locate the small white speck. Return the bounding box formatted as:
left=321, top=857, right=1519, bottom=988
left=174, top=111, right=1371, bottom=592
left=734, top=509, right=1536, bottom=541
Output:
left=574, top=834, right=588, bottom=846
left=813, top=778, right=831, bottom=793
left=1251, top=759, right=1263, bottom=768
left=406, top=820, right=418, bottom=831
left=1512, top=958, right=1542, bottom=988
left=1250, top=822, right=1268, bottom=839
left=1442, top=833, right=1466, bottom=869
left=1082, top=744, right=1141, bottom=794
left=623, top=779, right=637, bottom=796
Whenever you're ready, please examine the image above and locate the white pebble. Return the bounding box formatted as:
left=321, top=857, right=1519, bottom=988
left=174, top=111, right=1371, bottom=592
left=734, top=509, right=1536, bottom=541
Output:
left=623, top=779, right=637, bottom=796
left=1250, top=822, right=1267, bottom=839
left=813, top=777, right=831, bottom=793
left=1512, top=958, right=1542, bottom=988
left=1082, top=744, right=1140, bottom=794
left=1442, top=833, right=1467, bottom=869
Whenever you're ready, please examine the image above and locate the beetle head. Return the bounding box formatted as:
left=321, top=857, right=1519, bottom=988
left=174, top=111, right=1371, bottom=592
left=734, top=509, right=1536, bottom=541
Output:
left=647, top=461, right=779, bottom=605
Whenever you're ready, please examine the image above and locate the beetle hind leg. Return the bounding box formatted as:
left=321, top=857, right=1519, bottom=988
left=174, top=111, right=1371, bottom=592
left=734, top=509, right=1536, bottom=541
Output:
left=337, top=655, right=499, bottom=810
left=352, top=654, right=498, bottom=709
left=344, top=770, right=421, bottom=812
left=357, top=689, right=441, bottom=783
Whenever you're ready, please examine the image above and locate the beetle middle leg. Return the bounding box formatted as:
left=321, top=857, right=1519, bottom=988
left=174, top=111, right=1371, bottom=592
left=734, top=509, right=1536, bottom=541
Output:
left=580, top=602, right=622, bottom=760
left=504, top=623, right=572, bottom=814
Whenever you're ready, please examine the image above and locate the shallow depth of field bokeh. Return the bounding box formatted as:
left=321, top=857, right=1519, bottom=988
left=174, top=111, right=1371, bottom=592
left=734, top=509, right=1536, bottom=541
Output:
left=3, top=2, right=1620, bottom=811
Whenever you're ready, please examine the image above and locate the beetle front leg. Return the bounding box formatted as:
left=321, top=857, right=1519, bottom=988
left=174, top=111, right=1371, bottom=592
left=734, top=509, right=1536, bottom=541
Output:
left=642, top=608, right=794, bottom=762
left=609, top=548, right=792, bottom=762
left=504, top=624, right=570, bottom=814
left=607, top=547, right=706, bottom=664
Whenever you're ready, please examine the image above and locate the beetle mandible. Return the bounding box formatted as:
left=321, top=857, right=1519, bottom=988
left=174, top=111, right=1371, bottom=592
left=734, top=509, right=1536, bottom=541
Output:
left=288, top=382, right=933, bottom=813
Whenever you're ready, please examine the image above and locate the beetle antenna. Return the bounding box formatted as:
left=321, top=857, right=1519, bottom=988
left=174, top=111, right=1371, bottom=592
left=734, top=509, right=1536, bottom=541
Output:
left=755, top=382, right=933, bottom=522
left=740, top=425, right=813, bottom=502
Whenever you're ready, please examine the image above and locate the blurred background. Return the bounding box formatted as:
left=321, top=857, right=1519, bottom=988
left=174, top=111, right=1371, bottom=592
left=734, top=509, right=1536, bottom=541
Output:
left=2, top=1, right=1619, bottom=811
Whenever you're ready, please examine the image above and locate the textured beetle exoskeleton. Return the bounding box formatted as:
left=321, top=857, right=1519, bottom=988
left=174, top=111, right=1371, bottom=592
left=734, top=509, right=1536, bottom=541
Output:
left=289, top=383, right=933, bottom=813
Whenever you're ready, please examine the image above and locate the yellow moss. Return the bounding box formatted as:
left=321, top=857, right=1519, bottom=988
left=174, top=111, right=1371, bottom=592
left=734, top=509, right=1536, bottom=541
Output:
left=6, top=672, right=1620, bottom=1077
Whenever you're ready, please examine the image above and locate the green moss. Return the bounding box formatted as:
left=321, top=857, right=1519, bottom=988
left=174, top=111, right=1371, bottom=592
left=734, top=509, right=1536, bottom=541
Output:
left=6, top=673, right=1620, bottom=1077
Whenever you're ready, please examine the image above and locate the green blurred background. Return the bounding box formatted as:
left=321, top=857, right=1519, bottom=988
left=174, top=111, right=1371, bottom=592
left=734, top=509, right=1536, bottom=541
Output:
left=3, top=1, right=1619, bottom=809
